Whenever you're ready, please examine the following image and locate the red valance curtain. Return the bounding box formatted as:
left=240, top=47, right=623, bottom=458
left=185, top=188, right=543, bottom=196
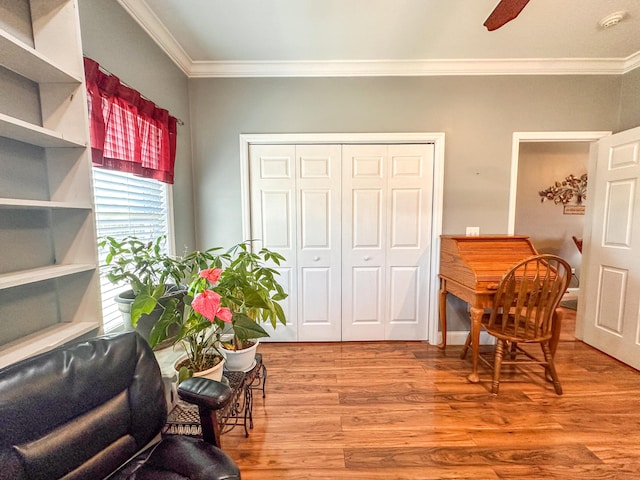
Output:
left=84, top=57, right=177, bottom=184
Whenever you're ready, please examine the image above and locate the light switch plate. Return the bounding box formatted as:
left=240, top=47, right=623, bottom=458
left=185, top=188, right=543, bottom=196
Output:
left=466, top=226, right=480, bottom=236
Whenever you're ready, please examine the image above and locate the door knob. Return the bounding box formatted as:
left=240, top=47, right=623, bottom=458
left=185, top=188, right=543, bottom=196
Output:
left=313, top=256, right=320, bottom=261
left=364, top=256, right=371, bottom=261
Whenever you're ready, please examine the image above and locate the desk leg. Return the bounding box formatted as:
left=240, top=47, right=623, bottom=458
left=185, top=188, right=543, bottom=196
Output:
left=467, top=306, right=483, bottom=383
left=438, top=280, right=447, bottom=349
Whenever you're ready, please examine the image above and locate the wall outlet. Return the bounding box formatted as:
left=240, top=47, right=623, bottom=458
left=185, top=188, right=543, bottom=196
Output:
left=466, top=226, right=480, bottom=236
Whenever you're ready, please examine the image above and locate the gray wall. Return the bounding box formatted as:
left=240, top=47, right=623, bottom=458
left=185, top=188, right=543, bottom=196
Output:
left=188, top=76, right=621, bottom=248
left=78, top=0, right=196, bottom=252
left=188, top=75, right=624, bottom=331
left=620, top=67, right=640, bottom=132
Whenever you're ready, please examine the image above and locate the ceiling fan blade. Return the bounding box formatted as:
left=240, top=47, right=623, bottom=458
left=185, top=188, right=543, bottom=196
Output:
left=484, top=0, right=531, bottom=31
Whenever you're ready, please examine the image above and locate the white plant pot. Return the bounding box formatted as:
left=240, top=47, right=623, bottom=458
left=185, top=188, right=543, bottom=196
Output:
left=221, top=339, right=259, bottom=372
left=175, top=355, right=225, bottom=382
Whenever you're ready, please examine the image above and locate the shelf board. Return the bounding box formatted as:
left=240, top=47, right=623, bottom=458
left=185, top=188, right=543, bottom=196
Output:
left=0, top=264, right=96, bottom=291
left=0, top=198, right=92, bottom=210
left=0, top=321, right=100, bottom=369
left=0, top=29, right=81, bottom=84
left=0, top=113, right=86, bottom=148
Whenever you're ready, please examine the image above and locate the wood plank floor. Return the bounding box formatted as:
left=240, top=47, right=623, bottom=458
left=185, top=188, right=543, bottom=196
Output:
left=221, top=309, right=640, bottom=479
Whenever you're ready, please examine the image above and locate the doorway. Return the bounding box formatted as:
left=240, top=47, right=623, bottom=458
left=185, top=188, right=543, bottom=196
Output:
left=240, top=133, right=445, bottom=344
left=507, top=131, right=610, bottom=339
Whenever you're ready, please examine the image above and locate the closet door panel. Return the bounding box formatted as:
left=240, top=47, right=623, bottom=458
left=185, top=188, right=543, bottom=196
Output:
left=342, top=145, right=387, bottom=340
left=352, top=189, right=382, bottom=248
left=351, top=266, right=383, bottom=324
left=297, top=145, right=342, bottom=341
left=300, top=190, right=329, bottom=248
left=391, top=189, right=421, bottom=247
left=261, top=190, right=292, bottom=248
left=300, top=267, right=330, bottom=323
left=385, top=144, right=434, bottom=339
left=249, top=144, right=297, bottom=341
left=388, top=266, right=419, bottom=322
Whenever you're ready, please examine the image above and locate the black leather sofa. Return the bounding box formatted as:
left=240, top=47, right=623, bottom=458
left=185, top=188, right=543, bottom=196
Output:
left=0, top=331, right=241, bottom=480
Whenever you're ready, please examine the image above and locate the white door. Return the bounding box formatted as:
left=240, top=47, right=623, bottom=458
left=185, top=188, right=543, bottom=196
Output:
left=581, top=126, right=640, bottom=370
left=249, top=144, right=298, bottom=341
left=342, top=144, right=433, bottom=341
left=250, top=142, right=434, bottom=342
left=295, top=145, right=343, bottom=341
left=249, top=144, right=342, bottom=341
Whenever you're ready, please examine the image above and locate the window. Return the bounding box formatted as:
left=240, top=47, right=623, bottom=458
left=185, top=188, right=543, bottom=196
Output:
left=92, top=168, right=172, bottom=332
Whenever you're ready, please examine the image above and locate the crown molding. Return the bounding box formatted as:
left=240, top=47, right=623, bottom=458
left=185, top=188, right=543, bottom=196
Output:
left=623, top=51, right=640, bottom=74
left=188, top=58, right=630, bottom=78
left=119, top=0, right=640, bottom=78
left=117, top=0, right=192, bottom=75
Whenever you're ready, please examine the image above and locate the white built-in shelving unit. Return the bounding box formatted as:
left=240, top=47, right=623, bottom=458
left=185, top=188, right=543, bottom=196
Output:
left=0, top=0, right=102, bottom=368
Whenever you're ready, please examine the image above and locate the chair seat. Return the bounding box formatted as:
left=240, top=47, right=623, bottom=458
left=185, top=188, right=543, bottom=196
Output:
left=110, top=436, right=240, bottom=480
left=482, top=313, right=553, bottom=343
left=463, top=254, right=571, bottom=395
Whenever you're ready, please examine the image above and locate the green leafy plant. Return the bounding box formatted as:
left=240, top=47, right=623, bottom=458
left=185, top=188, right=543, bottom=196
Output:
left=147, top=241, right=288, bottom=380
left=99, top=235, right=221, bottom=327
left=214, top=242, right=288, bottom=350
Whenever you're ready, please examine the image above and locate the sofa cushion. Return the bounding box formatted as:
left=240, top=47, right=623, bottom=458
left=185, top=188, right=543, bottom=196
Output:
left=110, top=436, right=240, bottom=480
left=0, top=333, right=165, bottom=480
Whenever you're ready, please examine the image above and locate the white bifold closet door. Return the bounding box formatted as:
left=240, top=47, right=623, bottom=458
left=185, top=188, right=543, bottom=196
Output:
left=249, top=144, right=342, bottom=342
left=249, top=143, right=434, bottom=342
left=341, top=144, right=433, bottom=341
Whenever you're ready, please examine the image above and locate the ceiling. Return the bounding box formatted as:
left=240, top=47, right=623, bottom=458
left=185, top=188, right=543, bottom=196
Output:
left=118, top=0, right=640, bottom=78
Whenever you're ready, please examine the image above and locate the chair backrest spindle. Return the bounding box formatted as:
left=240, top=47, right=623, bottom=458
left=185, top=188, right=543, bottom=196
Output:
left=486, top=255, right=571, bottom=343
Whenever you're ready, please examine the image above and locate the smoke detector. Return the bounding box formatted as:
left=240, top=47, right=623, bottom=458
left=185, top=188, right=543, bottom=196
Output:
left=599, top=11, right=626, bottom=29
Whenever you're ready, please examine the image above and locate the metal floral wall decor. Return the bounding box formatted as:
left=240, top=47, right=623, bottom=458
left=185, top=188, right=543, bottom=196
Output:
left=539, top=173, right=587, bottom=215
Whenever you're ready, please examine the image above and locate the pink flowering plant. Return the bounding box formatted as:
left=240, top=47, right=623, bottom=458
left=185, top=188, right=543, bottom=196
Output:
left=148, top=241, right=287, bottom=379
left=149, top=266, right=233, bottom=380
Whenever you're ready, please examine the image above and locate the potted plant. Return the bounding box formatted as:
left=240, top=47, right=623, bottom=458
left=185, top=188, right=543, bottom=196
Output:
left=149, top=241, right=288, bottom=374
left=99, top=235, right=180, bottom=345
left=214, top=242, right=288, bottom=371
left=99, top=235, right=220, bottom=347
left=151, top=266, right=232, bottom=383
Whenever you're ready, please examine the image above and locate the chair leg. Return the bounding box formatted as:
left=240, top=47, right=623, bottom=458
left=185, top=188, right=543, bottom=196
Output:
left=491, top=339, right=506, bottom=395
left=461, top=332, right=472, bottom=359
left=541, top=342, right=563, bottom=395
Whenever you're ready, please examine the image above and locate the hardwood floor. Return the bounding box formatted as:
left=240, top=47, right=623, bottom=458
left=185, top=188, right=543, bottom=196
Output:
left=221, top=309, right=640, bottom=479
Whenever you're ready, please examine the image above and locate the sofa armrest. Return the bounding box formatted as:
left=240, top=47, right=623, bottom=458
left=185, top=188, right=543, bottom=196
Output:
left=176, top=378, right=233, bottom=447
left=177, top=377, right=233, bottom=410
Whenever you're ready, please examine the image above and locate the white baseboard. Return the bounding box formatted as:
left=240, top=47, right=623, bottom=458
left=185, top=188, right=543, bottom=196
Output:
left=563, top=287, right=579, bottom=301
left=441, top=330, right=495, bottom=346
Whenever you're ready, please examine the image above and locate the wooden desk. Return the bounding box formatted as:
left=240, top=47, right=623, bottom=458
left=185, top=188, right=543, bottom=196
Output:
left=438, top=235, right=538, bottom=383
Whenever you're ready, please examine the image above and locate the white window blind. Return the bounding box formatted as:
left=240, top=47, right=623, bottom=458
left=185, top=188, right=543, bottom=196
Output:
left=92, top=168, right=171, bottom=332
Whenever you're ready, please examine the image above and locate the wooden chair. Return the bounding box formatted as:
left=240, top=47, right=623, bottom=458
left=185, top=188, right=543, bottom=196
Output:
left=465, top=254, right=571, bottom=395
left=572, top=236, right=583, bottom=253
